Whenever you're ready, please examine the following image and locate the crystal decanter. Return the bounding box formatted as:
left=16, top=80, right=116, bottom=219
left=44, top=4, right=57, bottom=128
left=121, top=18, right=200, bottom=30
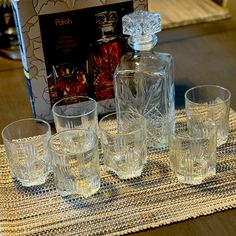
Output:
left=114, top=10, right=175, bottom=148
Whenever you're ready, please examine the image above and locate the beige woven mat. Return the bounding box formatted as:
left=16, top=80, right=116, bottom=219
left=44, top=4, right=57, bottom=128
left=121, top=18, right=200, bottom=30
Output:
left=0, top=110, right=236, bottom=236
left=148, top=0, right=231, bottom=29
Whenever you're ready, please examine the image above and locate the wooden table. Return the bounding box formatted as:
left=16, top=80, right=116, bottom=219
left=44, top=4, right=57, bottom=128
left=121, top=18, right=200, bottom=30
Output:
left=0, top=19, right=236, bottom=235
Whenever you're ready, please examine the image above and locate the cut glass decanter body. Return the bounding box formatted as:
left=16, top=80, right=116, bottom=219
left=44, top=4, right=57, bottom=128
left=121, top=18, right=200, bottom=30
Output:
left=114, top=11, right=175, bottom=148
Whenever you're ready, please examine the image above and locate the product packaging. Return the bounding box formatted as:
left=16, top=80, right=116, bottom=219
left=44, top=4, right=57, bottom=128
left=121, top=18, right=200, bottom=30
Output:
left=11, top=0, right=147, bottom=122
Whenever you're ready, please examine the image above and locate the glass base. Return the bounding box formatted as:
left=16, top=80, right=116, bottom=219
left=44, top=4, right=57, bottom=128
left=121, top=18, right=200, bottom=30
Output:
left=17, top=176, right=48, bottom=187
left=57, top=186, right=100, bottom=198
left=176, top=170, right=216, bottom=185
left=106, top=166, right=143, bottom=180
left=176, top=174, right=205, bottom=185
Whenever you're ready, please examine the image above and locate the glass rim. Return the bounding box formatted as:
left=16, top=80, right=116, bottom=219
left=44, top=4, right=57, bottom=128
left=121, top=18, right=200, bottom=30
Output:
left=52, top=96, right=97, bottom=119
left=168, top=119, right=217, bottom=141
left=170, top=129, right=217, bottom=141
left=48, top=128, right=98, bottom=155
left=1, top=118, right=51, bottom=143
left=184, top=85, right=231, bottom=106
left=99, top=111, right=145, bottom=136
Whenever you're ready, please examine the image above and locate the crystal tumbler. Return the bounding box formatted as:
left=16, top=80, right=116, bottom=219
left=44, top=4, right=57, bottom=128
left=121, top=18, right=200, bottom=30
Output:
left=52, top=96, right=98, bottom=133
left=185, top=85, right=231, bottom=146
left=168, top=115, right=217, bottom=185
left=99, top=111, right=147, bottom=179
left=1, top=118, right=51, bottom=186
left=48, top=129, right=100, bottom=198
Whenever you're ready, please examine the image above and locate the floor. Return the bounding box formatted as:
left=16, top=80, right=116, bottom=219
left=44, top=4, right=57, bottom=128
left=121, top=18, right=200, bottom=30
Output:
left=227, top=0, right=236, bottom=17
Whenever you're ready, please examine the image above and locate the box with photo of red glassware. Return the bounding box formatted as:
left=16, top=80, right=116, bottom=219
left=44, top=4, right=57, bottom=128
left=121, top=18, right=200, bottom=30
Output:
left=11, top=0, right=148, bottom=122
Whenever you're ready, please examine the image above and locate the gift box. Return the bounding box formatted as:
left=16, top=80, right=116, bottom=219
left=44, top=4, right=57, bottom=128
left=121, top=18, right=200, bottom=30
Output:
left=11, top=0, right=148, bottom=122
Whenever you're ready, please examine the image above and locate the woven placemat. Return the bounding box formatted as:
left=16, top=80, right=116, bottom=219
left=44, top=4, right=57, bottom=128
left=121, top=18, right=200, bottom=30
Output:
left=0, top=110, right=236, bottom=236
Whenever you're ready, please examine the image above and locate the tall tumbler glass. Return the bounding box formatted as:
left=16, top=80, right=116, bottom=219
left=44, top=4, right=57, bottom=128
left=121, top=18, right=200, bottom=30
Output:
left=52, top=96, right=98, bottom=133
left=168, top=115, right=217, bottom=185
left=99, top=111, right=147, bottom=179
left=1, top=118, right=51, bottom=186
left=185, top=85, right=231, bottom=146
left=48, top=129, right=100, bottom=198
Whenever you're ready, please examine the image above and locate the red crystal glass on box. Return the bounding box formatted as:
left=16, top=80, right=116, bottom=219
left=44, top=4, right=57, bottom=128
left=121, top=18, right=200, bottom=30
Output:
left=88, top=10, right=127, bottom=101
left=49, top=63, right=88, bottom=104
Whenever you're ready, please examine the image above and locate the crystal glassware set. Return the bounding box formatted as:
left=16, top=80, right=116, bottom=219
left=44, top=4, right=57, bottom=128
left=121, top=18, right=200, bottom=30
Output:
left=1, top=10, right=232, bottom=199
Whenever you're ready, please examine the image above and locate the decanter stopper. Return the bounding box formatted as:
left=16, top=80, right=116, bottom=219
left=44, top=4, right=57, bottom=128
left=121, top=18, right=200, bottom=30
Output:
left=122, top=10, right=161, bottom=50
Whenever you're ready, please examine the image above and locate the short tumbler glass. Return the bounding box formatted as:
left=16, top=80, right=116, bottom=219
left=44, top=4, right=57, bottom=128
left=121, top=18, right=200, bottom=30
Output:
left=52, top=96, right=98, bottom=133
left=1, top=118, right=51, bottom=186
left=48, top=129, right=100, bottom=198
left=168, top=116, right=217, bottom=185
left=99, top=111, right=147, bottom=179
left=185, top=85, right=231, bottom=146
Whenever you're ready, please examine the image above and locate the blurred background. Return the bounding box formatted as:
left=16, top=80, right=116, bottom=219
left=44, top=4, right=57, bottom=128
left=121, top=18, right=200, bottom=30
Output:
left=0, top=0, right=20, bottom=60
